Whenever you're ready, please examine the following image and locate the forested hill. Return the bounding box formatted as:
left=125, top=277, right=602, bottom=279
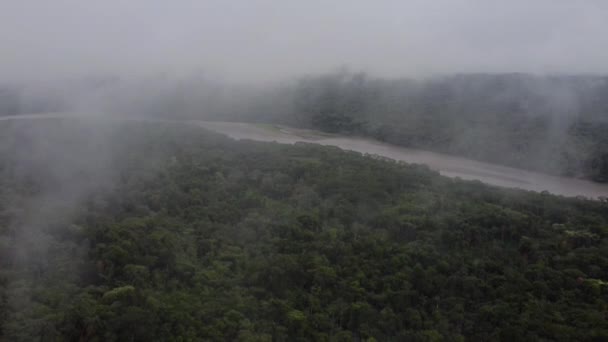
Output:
left=289, top=72, right=608, bottom=182
left=1, top=119, right=607, bottom=340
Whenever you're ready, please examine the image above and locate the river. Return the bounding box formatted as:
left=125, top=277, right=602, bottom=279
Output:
left=195, top=121, right=608, bottom=199
left=2, top=113, right=608, bottom=199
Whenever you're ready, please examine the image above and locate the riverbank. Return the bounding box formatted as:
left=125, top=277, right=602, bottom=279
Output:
left=2, top=113, right=608, bottom=198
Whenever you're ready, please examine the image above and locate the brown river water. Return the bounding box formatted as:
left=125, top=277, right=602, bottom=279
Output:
left=2, top=113, right=608, bottom=199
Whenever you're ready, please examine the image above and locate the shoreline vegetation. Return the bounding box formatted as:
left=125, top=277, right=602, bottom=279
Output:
left=286, top=72, right=608, bottom=184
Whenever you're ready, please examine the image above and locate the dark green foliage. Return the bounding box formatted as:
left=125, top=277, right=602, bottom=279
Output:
left=1, top=120, right=607, bottom=341
left=291, top=72, right=608, bottom=182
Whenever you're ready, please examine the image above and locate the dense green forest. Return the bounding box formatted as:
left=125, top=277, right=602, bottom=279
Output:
left=1, top=119, right=607, bottom=341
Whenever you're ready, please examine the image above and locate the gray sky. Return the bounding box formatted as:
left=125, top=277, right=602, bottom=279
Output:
left=1, top=0, right=608, bottom=83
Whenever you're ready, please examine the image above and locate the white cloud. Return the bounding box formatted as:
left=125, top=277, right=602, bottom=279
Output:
left=1, top=0, right=607, bottom=82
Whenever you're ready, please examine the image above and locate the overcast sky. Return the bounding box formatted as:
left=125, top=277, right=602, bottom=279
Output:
left=1, top=0, right=608, bottom=83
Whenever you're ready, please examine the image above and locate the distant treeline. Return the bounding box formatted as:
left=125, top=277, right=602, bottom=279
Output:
left=287, top=72, right=608, bottom=182
left=3, top=72, right=608, bottom=181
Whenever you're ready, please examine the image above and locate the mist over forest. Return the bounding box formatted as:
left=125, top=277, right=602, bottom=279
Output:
left=2, top=1, right=608, bottom=341
left=1, top=119, right=608, bottom=340
left=3, top=71, right=608, bottom=181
